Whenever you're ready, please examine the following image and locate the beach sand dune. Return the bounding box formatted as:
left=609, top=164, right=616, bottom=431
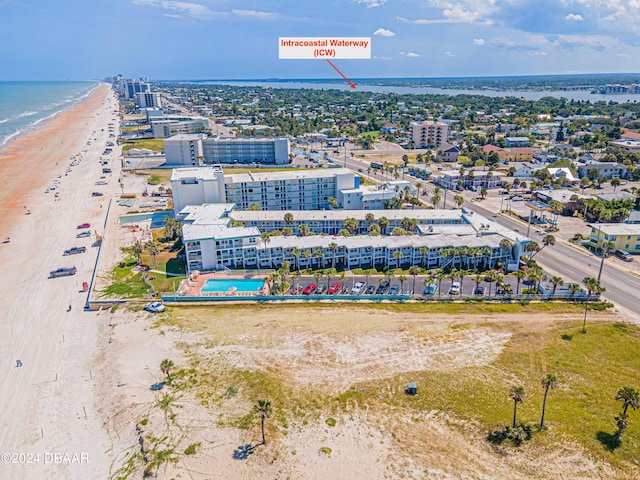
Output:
left=0, top=83, right=118, bottom=479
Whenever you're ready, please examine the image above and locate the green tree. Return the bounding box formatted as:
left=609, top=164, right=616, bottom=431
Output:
left=145, top=240, right=159, bottom=268
left=133, top=241, right=144, bottom=264
left=284, top=212, right=294, bottom=225
left=550, top=276, right=564, bottom=296
left=611, top=177, right=621, bottom=192
left=539, top=374, right=557, bottom=431
left=454, top=194, right=464, bottom=208
left=160, top=359, right=174, bottom=383
left=378, top=216, right=389, bottom=235
left=408, top=266, right=421, bottom=294
left=616, top=386, right=640, bottom=416
left=509, top=386, right=526, bottom=428
left=581, top=276, right=605, bottom=333
left=254, top=399, right=272, bottom=445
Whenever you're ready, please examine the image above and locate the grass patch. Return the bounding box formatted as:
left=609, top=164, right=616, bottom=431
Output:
left=325, top=417, right=337, bottom=427
left=135, top=169, right=172, bottom=184
left=121, top=138, right=165, bottom=152
left=319, top=446, right=332, bottom=456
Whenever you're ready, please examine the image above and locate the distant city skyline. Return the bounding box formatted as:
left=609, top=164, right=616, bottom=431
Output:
left=2, top=0, right=640, bottom=81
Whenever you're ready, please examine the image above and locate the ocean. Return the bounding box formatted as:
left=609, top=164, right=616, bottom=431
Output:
left=0, top=81, right=99, bottom=148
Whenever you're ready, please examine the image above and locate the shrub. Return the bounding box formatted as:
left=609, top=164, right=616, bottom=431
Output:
left=325, top=417, right=337, bottom=427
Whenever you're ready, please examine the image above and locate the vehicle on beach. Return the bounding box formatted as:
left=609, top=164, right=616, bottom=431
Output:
left=3, top=237, right=10, bottom=243
left=63, top=246, right=87, bottom=256
left=76, top=231, right=92, bottom=238
left=92, top=192, right=104, bottom=197
left=77, top=223, right=91, bottom=229
left=144, top=301, right=165, bottom=313
left=95, top=180, right=108, bottom=185
left=49, top=266, right=77, bottom=278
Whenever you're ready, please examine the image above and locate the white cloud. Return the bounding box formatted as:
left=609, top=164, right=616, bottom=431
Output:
left=373, top=55, right=393, bottom=60
left=398, top=0, right=498, bottom=25
left=473, top=38, right=485, bottom=46
left=562, top=0, right=640, bottom=35
left=616, top=53, right=631, bottom=58
left=565, top=13, right=584, bottom=21
left=445, top=51, right=456, bottom=57
left=374, top=28, right=395, bottom=37
left=529, top=51, right=548, bottom=56
left=132, top=0, right=224, bottom=19
left=400, top=51, right=421, bottom=57
left=354, top=0, right=387, bottom=7
left=231, top=9, right=279, bottom=19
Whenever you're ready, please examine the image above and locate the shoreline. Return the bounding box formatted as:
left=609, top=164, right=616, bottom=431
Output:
left=0, top=82, right=119, bottom=479
left=0, top=82, right=101, bottom=152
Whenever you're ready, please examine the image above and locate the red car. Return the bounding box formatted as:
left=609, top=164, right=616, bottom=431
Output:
left=290, top=286, right=304, bottom=295
left=328, top=282, right=341, bottom=294
left=76, top=223, right=91, bottom=229
left=302, top=283, right=317, bottom=295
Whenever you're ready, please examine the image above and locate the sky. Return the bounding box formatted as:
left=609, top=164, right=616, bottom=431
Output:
left=2, top=0, right=640, bottom=81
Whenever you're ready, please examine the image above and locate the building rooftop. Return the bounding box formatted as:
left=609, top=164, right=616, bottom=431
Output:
left=171, top=166, right=223, bottom=181
left=225, top=168, right=352, bottom=184
left=183, top=223, right=260, bottom=241
left=588, top=223, right=640, bottom=235
left=165, top=133, right=207, bottom=141
left=229, top=207, right=464, bottom=223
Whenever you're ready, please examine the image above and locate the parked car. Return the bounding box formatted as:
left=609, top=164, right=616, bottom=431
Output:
left=302, top=283, right=317, bottom=295
left=49, top=266, right=77, bottom=278
left=63, top=246, right=87, bottom=256
left=365, top=285, right=376, bottom=294
left=389, top=285, right=400, bottom=295
left=614, top=249, right=633, bottom=262
left=473, top=286, right=485, bottom=296
left=76, top=223, right=91, bottom=229
left=328, top=282, right=341, bottom=294
left=290, top=286, right=304, bottom=295
left=316, top=284, right=327, bottom=294
left=423, top=284, right=437, bottom=295
left=449, top=281, right=461, bottom=295
left=376, top=280, right=390, bottom=295
left=144, top=301, right=165, bottom=313
left=76, top=231, right=92, bottom=238
left=351, top=281, right=365, bottom=295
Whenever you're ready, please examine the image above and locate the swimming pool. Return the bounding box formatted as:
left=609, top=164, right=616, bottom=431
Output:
left=201, top=278, right=265, bottom=293
left=118, top=211, right=174, bottom=228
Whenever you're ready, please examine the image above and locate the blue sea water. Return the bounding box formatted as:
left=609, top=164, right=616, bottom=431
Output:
left=0, top=81, right=99, bottom=148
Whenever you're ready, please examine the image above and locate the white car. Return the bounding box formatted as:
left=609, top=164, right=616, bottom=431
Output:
left=144, top=301, right=166, bottom=313
left=350, top=281, right=365, bottom=295
left=449, top=281, right=461, bottom=295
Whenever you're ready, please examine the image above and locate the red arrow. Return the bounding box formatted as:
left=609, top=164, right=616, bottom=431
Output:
left=326, top=60, right=356, bottom=89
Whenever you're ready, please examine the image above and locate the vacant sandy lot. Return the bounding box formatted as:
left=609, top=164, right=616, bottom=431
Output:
left=99, top=304, right=639, bottom=480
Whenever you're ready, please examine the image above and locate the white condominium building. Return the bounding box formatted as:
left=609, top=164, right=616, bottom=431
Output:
left=135, top=91, right=162, bottom=109
left=410, top=121, right=449, bottom=149
left=171, top=167, right=356, bottom=213
left=180, top=204, right=527, bottom=273
left=202, top=137, right=290, bottom=165
left=153, top=119, right=209, bottom=139
left=164, top=134, right=206, bottom=167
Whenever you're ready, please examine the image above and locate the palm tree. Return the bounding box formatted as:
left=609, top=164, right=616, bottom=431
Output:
left=314, top=248, right=325, bottom=268
left=297, top=224, right=310, bottom=236
left=616, top=387, right=640, bottom=416
left=419, top=247, right=429, bottom=268
left=567, top=282, right=581, bottom=300
left=408, top=266, right=421, bottom=294
left=550, top=276, right=564, bottom=296
left=253, top=399, right=272, bottom=445
left=343, top=217, right=359, bottom=235
left=365, top=212, right=375, bottom=225
left=509, top=386, right=526, bottom=428
left=454, top=194, right=464, bottom=208
left=436, top=270, right=446, bottom=296
left=614, top=387, right=639, bottom=443
left=378, top=216, right=389, bottom=235
left=582, top=276, right=605, bottom=333
left=532, top=235, right=556, bottom=261
left=398, top=274, right=407, bottom=294
left=292, top=248, right=301, bottom=272
left=261, top=232, right=272, bottom=268
left=485, top=271, right=500, bottom=298
left=392, top=250, right=403, bottom=267
left=284, top=212, right=294, bottom=225
left=160, top=359, right=174, bottom=383
left=431, top=192, right=441, bottom=209
left=329, top=242, right=338, bottom=268
left=145, top=240, right=159, bottom=268
left=368, top=223, right=381, bottom=236
left=515, top=269, right=527, bottom=295
left=133, top=241, right=144, bottom=264
left=539, top=374, right=557, bottom=431
left=423, top=276, right=435, bottom=294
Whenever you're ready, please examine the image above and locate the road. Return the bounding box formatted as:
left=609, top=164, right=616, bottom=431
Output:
left=322, top=148, right=640, bottom=321
left=469, top=201, right=640, bottom=321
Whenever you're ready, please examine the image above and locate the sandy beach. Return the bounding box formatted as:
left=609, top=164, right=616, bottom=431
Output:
left=0, top=83, right=118, bottom=479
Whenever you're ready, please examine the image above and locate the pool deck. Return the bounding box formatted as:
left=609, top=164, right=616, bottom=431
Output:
left=180, top=272, right=270, bottom=297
